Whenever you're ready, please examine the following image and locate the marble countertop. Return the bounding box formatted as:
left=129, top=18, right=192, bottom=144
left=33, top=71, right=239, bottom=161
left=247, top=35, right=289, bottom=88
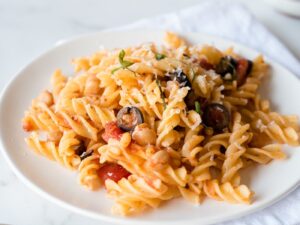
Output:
left=1, top=0, right=300, bottom=225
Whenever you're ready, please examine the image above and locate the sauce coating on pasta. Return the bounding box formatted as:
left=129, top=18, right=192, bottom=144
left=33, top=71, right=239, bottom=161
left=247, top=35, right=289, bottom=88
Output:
left=22, top=32, right=300, bottom=216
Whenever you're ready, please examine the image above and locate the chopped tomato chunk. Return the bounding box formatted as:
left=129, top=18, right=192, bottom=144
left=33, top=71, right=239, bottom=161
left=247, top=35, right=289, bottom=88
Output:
left=200, top=58, right=214, bottom=70
left=98, top=163, right=131, bottom=183
left=236, top=59, right=252, bottom=86
left=102, top=121, right=123, bottom=142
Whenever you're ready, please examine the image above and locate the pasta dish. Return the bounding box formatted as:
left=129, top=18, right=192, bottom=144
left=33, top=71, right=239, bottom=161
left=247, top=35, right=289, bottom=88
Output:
left=22, top=32, right=300, bottom=216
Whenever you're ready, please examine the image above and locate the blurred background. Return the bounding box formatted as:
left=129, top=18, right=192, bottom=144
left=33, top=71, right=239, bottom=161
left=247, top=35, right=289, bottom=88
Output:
left=0, top=0, right=300, bottom=225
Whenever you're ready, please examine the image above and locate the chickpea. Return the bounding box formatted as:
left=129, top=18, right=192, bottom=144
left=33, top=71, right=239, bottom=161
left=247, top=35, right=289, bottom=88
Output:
left=84, top=75, right=100, bottom=95
left=132, top=123, right=156, bottom=146
left=37, top=90, right=54, bottom=106
left=149, top=150, right=170, bottom=170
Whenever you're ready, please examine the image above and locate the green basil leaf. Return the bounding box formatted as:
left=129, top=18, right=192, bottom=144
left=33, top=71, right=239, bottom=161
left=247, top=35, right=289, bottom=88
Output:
left=191, top=68, right=196, bottom=83
left=119, top=49, right=126, bottom=62
left=121, top=60, right=134, bottom=68
left=155, top=53, right=166, bottom=60
left=111, top=66, right=122, bottom=74
left=113, top=49, right=135, bottom=74
left=195, top=101, right=202, bottom=115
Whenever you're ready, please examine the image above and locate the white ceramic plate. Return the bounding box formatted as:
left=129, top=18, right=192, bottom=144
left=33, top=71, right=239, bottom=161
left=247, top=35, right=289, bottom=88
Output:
left=1, top=31, right=300, bottom=225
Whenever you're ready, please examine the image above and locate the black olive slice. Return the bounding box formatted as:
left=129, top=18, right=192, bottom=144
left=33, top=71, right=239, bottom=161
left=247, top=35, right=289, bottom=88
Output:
left=246, top=60, right=253, bottom=75
left=80, top=149, right=93, bottom=160
left=216, top=56, right=237, bottom=77
left=185, top=91, right=198, bottom=110
left=203, top=103, right=230, bottom=131
left=75, top=140, right=86, bottom=156
left=166, top=69, right=191, bottom=88
left=117, top=106, right=144, bottom=131
left=185, top=92, right=208, bottom=112
left=220, top=146, right=227, bottom=154
left=174, top=125, right=185, bottom=132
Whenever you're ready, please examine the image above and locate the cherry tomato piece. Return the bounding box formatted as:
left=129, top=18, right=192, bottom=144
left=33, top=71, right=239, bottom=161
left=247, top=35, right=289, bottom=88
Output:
left=236, top=59, right=252, bottom=86
left=200, top=58, right=214, bottom=70
left=102, top=121, right=124, bottom=142
left=98, top=163, right=131, bottom=183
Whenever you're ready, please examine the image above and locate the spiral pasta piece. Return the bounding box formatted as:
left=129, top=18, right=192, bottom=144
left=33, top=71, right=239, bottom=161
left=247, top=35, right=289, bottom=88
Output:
left=59, top=111, right=98, bottom=141
left=203, top=179, right=253, bottom=204
left=96, top=72, right=120, bottom=108
left=157, top=81, right=190, bottom=147
left=50, top=69, right=67, bottom=101
left=181, top=126, right=204, bottom=163
left=68, top=98, right=116, bottom=129
left=55, top=79, right=82, bottom=113
left=106, top=175, right=178, bottom=215
left=253, top=111, right=299, bottom=146
left=25, top=132, right=80, bottom=169
left=243, top=144, right=286, bottom=164
left=78, top=154, right=102, bottom=190
left=58, top=130, right=81, bottom=157
left=222, top=112, right=251, bottom=183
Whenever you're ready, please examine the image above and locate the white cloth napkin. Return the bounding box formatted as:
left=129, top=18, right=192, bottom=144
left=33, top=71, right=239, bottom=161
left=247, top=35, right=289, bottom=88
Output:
left=111, top=1, right=300, bottom=225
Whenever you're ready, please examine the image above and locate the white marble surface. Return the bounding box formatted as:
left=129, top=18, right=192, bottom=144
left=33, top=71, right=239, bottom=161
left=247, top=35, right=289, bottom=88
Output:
left=0, top=0, right=300, bottom=225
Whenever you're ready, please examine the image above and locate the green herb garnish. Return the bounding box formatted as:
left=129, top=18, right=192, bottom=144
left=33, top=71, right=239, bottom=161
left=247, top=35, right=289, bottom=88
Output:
left=191, top=68, right=196, bottom=83
left=195, top=101, right=202, bottom=115
left=155, top=53, right=166, bottom=61
left=155, top=78, right=167, bottom=110
left=112, top=49, right=135, bottom=74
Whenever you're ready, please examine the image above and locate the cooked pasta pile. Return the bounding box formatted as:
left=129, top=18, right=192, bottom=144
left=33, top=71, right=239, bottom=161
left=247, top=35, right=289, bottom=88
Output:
left=22, top=32, right=300, bottom=216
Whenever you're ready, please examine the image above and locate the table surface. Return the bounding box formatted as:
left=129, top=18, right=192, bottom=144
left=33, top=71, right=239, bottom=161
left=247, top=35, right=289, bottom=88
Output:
left=1, top=0, right=300, bottom=225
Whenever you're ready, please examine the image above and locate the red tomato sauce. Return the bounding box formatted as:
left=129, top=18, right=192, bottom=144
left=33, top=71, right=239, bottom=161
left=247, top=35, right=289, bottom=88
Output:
left=102, top=121, right=123, bottom=142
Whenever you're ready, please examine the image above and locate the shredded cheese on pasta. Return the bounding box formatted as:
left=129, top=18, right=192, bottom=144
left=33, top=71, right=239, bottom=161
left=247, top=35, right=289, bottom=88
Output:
left=22, top=32, right=300, bottom=216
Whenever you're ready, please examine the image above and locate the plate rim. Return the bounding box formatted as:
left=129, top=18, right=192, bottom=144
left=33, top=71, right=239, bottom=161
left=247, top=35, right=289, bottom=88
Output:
left=0, top=30, right=300, bottom=225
